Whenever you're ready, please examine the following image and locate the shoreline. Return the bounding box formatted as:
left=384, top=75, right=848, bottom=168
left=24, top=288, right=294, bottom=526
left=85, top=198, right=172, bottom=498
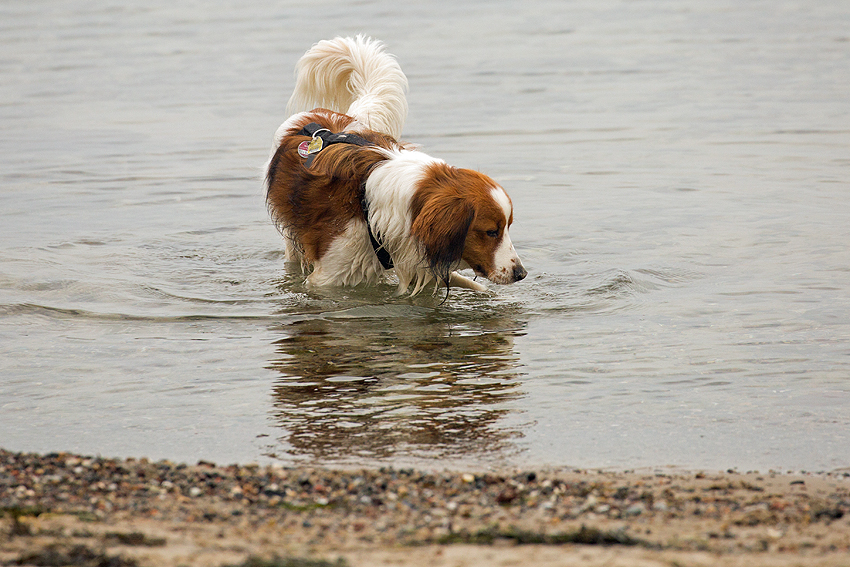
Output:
left=2, top=449, right=849, bottom=566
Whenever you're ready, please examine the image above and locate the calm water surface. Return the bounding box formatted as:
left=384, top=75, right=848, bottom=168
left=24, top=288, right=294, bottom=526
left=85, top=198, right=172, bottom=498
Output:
left=2, top=0, right=849, bottom=472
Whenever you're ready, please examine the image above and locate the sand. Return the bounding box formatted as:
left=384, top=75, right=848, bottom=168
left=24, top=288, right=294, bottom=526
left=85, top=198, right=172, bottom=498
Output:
left=2, top=449, right=849, bottom=566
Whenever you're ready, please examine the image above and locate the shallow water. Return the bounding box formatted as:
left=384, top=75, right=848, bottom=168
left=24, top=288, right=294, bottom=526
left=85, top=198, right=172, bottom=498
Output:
left=2, top=0, right=849, bottom=472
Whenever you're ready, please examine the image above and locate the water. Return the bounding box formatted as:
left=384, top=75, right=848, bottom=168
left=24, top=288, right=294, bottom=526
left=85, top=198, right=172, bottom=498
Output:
left=2, top=0, right=848, bottom=472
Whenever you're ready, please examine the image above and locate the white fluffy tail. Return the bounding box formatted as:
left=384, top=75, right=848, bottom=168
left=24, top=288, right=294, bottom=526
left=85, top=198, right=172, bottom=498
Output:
left=286, top=36, right=408, bottom=140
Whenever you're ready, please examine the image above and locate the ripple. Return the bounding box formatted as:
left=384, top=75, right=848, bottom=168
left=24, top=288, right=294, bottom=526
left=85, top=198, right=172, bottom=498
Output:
left=0, top=303, right=277, bottom=324
left=321, top=304, right=432, bottom=320
left=586, top=270, right=651, bottom=296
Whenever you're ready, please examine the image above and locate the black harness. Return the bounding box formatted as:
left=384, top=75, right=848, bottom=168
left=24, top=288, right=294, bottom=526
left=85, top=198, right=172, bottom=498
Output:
left=295, top=122, right=373, bottom=167
left=359, top=190, right=394, bottom=269
left=295, top=123, right=394, bottom=269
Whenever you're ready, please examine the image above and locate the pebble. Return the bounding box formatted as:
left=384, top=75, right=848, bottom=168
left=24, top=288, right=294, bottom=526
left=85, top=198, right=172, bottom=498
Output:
left=625, top=503, right=645, bottom=516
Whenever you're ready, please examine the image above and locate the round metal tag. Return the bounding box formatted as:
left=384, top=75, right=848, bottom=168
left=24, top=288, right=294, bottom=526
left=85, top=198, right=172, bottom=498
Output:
left=297, top=140, right=310, bottom=158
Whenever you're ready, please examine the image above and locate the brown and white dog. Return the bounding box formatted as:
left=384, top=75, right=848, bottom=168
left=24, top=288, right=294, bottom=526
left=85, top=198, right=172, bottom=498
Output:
left=265, top=36, right=526, bottom=294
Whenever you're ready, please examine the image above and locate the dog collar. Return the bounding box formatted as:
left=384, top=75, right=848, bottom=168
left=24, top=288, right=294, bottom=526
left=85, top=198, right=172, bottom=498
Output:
left=296, top=122, right=373, bottom=168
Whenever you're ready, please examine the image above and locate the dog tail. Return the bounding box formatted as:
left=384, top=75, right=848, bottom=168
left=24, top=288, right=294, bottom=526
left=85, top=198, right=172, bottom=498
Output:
left=287, top=36, right=408, bottom=140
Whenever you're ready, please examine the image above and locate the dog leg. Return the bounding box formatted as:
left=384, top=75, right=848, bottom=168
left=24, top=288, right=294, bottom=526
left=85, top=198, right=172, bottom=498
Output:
left=448, top=271, right=487, bottom=292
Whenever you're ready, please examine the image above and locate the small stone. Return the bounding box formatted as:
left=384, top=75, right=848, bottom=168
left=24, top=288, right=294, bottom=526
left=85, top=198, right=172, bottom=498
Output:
left=496, top=487, right=518, bottom=504
left=580, top=495, right=598, bottom=512
left=625, top=503, right=646, bottom=516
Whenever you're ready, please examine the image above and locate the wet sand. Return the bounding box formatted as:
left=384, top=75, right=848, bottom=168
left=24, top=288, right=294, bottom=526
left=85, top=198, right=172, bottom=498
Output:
left=2, top=449, right=849, bottom=566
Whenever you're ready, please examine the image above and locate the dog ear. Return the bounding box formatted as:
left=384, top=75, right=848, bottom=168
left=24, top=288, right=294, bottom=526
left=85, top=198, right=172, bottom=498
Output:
left=411, top=193, right=475, bottom=284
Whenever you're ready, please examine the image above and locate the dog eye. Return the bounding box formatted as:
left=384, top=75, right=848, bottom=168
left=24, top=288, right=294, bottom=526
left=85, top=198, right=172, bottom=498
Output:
left=486, top=229, right=499, bottom=238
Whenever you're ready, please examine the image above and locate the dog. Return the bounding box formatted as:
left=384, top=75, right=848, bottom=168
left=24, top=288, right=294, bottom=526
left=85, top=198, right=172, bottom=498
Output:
left=265, top=36, right=526, bottom=294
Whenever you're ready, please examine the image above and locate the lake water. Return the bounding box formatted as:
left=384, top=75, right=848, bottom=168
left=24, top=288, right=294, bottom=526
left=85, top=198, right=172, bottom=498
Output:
left=2, top=0, right=849, bottom=473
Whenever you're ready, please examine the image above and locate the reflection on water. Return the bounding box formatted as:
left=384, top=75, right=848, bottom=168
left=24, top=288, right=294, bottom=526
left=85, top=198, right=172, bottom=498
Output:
left=265, top=296, right=526, bottom=466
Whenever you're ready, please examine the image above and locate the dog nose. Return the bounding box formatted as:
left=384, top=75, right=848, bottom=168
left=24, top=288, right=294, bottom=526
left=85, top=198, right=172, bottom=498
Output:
left=513, top=263, right=527, bottom=282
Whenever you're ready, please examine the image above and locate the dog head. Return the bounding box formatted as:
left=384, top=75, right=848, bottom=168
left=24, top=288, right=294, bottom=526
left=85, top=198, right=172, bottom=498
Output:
left=410, top=164, right=526, bottom=287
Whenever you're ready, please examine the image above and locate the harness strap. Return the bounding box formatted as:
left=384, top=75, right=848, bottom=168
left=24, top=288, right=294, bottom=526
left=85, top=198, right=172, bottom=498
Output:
left=294, top=123, right=394, bottom=270
left=360, top=193, right=394, bottom=270
left=296, top=122, right=373, bottom=168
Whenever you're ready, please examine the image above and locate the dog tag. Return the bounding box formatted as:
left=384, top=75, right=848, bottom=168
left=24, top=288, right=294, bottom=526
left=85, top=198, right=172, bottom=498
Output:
left=307, top=136, right=324, bottom=154
left=297, top=140, right=310, bottom=158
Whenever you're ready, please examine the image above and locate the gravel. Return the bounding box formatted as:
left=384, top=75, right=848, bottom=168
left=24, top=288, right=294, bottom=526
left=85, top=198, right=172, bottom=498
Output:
left=2, top=449, right=850, bottom=566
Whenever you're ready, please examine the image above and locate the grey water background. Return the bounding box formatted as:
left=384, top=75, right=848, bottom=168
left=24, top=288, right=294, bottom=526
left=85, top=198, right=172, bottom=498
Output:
left=2, top=0, right=849, bottom=472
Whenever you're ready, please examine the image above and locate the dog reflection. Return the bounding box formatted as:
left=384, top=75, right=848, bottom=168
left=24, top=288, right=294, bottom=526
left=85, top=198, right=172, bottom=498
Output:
left=266, top=312, right=524, bottom=464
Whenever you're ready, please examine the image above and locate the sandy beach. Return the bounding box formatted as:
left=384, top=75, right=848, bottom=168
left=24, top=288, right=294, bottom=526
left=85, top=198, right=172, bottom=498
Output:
left=2, top=449, right=848, bottom=566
